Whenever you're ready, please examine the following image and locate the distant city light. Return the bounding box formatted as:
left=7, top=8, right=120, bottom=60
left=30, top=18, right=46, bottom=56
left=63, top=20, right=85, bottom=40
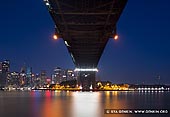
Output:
left=63, top=75, right=66, bottom=78
left=74, top=68, right=98, bottom=72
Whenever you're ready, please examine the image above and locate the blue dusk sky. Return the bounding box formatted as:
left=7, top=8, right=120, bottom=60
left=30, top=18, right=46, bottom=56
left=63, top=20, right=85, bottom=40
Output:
left=0, top=0, right=170, bottom=84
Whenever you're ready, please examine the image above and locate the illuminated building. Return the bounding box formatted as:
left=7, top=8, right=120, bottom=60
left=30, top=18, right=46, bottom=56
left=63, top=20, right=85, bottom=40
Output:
left=0, top=62, right=2, bottom=72
left=46, top=78, right=51, bottom=83
left=25, top=67, right=32, bottom=87
left=129, top=84, right=169, bottom=91
left=0, top=60, right=10, bottom=87
left=40, top=70, right=47, bottom=86
left=8, top=72, right=20, bottom=87
left=19, top=65, right=27, bottom=87
left=2, top=60, right=10, bottom=72
left=33, top=73, right=41, bottom=88
left=0, top=62, right=2, bottom=88
left=52, top=67, right=77, bottom=84
left=52, top=67, right=63, bottom=84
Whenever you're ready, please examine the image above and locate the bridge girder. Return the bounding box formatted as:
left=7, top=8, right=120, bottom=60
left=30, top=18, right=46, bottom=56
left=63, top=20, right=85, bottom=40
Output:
left=44, top=0, right=127, bottom=68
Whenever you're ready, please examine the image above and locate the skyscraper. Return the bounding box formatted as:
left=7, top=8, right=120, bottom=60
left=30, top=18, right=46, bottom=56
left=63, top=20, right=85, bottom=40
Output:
left=0, top=60, right=10, bottom=87
left=52, top=67, right=62, bottom=84
left=40, top=70, right=47, bottom=87
left=2, top=60, right=10, bottom=72
left=25, top=67, right=32, bottom=87
left=19, top=65, right=27, bottom=87
left=0, top=62, right=2, bottom=72
left=52, top=67, right=77, bottom=84
left=8, top=72, right=20, bottom=87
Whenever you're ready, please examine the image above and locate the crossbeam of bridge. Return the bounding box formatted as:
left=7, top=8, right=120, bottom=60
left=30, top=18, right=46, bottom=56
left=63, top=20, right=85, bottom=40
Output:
left=44, top=0, right=128, bottom=90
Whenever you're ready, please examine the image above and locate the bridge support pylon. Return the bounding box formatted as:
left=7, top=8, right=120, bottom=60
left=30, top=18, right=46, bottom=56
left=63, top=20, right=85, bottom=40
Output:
left=77, top=71, right=96, bottom=91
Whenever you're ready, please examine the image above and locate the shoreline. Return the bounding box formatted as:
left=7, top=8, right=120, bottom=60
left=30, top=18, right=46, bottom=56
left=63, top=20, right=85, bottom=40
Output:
left=1, top=88, right=170, bottom=92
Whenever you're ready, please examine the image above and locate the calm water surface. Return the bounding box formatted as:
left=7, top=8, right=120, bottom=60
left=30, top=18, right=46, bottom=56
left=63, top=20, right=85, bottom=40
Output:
left=0, top=91, right=170, bottom=117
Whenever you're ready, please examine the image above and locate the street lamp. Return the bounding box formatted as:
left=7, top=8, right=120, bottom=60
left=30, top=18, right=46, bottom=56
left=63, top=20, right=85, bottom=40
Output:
left=53, top=34, right=58, bottom=40
left=113, top=34, right=118, bottom=40
left=113, top=27, right=118, bottom=40
left=53, top=26, right=61, bottom=40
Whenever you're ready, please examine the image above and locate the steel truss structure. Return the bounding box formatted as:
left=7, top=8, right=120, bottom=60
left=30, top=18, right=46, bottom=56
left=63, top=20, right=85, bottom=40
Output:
left=44, top=0, right=127, bottom=69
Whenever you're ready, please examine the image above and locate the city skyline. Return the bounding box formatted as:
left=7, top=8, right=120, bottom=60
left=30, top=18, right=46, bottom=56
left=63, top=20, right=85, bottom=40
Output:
left=1, top=0, right=170, bottom=84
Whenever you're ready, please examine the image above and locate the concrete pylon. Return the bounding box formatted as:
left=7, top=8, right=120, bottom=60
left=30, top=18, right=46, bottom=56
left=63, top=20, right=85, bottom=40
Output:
left=77, top=71, right=96, bottom=90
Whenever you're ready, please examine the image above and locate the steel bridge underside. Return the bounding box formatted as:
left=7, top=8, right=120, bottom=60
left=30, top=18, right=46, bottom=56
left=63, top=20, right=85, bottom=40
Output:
left=45, top=0, right=127, bottom=69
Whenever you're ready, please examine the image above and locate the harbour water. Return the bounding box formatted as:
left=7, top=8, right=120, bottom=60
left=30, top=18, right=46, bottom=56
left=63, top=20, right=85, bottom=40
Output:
left=0, top=91, right=170, bottom=117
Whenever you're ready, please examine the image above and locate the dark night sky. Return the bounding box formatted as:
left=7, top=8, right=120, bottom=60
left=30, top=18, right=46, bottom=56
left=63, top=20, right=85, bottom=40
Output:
left=0, top=0, right=170, bottom=84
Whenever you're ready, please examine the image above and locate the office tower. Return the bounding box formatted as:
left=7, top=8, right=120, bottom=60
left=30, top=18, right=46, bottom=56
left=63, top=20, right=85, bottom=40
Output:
left=9, top=72, right=20, bottom=87
left=52, top=67, right=68, bottom=84
left=25, top=67, right=32, bottom=87
left=40, top=70, right=47, bottom=86
left=0, top=60, right=10, bottom=87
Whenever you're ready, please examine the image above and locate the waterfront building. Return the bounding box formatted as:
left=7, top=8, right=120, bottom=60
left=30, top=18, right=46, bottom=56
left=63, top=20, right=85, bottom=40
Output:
left=52, top=67, right=77, bottom=84
left=8, top=72, right=20, bottom=87
left=52, top=67, right=63, bottom=84
left=40, top=70, right=47, bottom=87
left=129, top=84, right=170, bottom=91
left=52, top=67, right=61, bottom=84
left=33, top=73, right=41, bottom=88
left=0, top=60, right=10, bottom=87
left=25, top=67, right=32, bottom=87
left=19, top=65, right=27, bottom=87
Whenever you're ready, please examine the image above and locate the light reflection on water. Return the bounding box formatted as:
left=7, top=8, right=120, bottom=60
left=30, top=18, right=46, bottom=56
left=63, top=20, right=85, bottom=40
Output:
left=71, top=92, right=102, bottom=117
left=0, top=91, right=170, bottom=117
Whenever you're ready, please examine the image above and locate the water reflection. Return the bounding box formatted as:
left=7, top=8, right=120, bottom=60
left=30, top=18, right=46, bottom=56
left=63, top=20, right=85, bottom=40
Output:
left=71, top=92, right=102, bottom=117
left=0, top=91, right=169, bottom=117
left=42, top=91, right=60, bottom=117
left=103, top=91, right=129, bottom=109
left=40, top=91, right=101, bottom=117
left=103, top=91, right=130, bottom=117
